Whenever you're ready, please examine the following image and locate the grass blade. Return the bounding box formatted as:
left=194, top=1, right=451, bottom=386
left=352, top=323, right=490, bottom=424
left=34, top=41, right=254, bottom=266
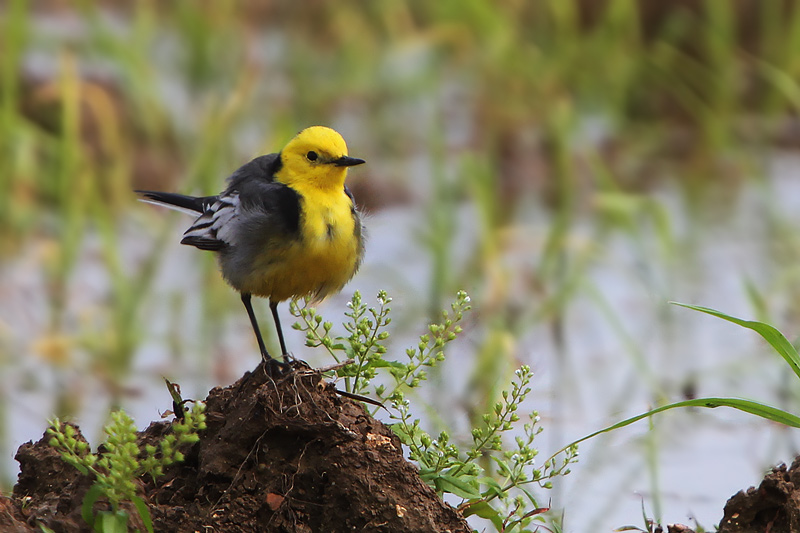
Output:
left=671, top=302, right=800, bottom=381
left=547, top=397, right=800, bottom=465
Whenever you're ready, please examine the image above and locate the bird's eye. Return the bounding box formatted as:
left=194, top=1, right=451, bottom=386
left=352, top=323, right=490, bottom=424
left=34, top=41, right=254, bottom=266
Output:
left=306, top=151, right=318, bottom=161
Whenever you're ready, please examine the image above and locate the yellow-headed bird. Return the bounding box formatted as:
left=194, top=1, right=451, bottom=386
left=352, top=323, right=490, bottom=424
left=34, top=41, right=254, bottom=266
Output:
left=137, top=126, right=365, bottom=373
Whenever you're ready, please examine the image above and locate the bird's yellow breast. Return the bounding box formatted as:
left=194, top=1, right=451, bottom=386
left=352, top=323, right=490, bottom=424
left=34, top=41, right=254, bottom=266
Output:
left=244, top=185, right=360, bottom=302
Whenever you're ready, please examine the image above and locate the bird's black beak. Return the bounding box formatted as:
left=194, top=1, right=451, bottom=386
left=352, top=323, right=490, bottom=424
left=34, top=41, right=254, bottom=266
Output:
left=333, top=155, right=366, bottom=167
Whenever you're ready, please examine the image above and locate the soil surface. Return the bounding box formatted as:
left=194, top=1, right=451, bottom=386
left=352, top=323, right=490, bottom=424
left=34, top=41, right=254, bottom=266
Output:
left=717, top=456, right=800, bottom=533
left=1, top=362, right=472, bottom=532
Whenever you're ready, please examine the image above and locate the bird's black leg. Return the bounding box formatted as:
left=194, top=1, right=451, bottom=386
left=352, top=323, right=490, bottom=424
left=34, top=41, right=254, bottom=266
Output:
left=269, top=300, right=290, bottom=362
left=241, top=293, right=288, bottom=374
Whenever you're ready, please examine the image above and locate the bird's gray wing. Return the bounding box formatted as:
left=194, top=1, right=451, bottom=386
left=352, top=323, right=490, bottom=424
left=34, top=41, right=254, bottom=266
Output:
left=180, top=193, right=239, bottom=251
left=181, top=153, right=300, bottom=252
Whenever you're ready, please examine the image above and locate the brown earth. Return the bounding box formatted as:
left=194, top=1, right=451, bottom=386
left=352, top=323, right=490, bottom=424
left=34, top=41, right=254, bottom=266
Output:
left=0, top=362, right=471, bottom=532
left=661, top=457, right=800, bottom=533
left=717, top=457, right=800, bottom=533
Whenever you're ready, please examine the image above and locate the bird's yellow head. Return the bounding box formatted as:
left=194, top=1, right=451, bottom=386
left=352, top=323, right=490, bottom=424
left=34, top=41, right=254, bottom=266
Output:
left=278, top=126, right=365, bottom=191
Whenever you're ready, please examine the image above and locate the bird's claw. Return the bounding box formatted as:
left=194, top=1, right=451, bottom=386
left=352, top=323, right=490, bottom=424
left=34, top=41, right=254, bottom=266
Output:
left=263, top=356, right=292, bottom=377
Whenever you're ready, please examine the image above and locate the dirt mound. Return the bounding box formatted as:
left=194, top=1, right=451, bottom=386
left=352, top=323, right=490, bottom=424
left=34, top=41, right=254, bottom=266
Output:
left=1, top=363, right=471, bottom=532
left=718, top=457, right=800, bottom=533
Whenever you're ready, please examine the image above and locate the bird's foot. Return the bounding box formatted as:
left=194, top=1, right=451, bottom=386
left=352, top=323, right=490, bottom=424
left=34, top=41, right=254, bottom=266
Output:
left=263, top=355, right=292, bottom=377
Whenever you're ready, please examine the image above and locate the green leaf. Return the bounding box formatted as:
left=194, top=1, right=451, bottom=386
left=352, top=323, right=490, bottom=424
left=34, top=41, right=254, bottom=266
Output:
left=488, top=455, right=512, bottom=477
left=461, top=500, right=505, bottom=530
left=132, top=496, right=154, bottom=533
left=418, top=468, right=439, bottom=483
left=69, top=459, right=90, bottom=476
left=82, top=484, right=103, bottom=528
left=519, top=487, right=541, bottom=507
left=97, top=510, right=128, bottom=533
left=461, top=500, right=499, bottom=519
left=343, top=344, right=355, bottom=359
left=672, top=302, right=800, bottom=380
left=433, top=473, right=482, bottom=500
left=366, top=359, right=406, bottom=370
left=478, top=476, right=504, bottom=499
left=389, top=423, right=411, bottom=442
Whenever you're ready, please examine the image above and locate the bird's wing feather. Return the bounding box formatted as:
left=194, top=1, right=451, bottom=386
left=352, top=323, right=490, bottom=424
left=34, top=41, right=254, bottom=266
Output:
left=176, top=154, right=297, bottom=252
left=180, top=193, right=239, bottom=250
left=180, top=236, right=228, bottom=251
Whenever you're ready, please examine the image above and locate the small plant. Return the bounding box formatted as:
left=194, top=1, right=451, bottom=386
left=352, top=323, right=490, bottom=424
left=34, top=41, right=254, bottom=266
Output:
left=393, top=365, right=578, bottom=531
left=292, top=290, right=577, bottom=531
left=47, top=403, right=206, bottom=533
left=292, top=289, right=470, bottom=401
left=293, top=289, right=393, bottom=395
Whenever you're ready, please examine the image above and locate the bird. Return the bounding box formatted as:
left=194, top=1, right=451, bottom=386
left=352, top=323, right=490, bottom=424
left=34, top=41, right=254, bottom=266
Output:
left=136, top=126, right=365, bottom=374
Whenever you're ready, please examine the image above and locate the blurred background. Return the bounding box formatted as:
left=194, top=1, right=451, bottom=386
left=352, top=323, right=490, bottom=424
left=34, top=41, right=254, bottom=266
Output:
left=3, top=0, right=800, bottom=530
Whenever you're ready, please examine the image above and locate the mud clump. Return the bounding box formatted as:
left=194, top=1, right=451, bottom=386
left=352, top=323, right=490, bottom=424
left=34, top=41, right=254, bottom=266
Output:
left=1, top=363, right=472, bottom=532
left=717, top=457, right=800, bottom=533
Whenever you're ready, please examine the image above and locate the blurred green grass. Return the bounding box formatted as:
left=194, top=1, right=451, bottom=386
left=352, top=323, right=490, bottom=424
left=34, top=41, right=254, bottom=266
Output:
left=3, top=1, right=800, bottom=526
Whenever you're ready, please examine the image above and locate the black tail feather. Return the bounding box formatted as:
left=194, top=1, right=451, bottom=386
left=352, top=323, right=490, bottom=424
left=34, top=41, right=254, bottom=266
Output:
left=135, top=191, right=218, bottom=214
